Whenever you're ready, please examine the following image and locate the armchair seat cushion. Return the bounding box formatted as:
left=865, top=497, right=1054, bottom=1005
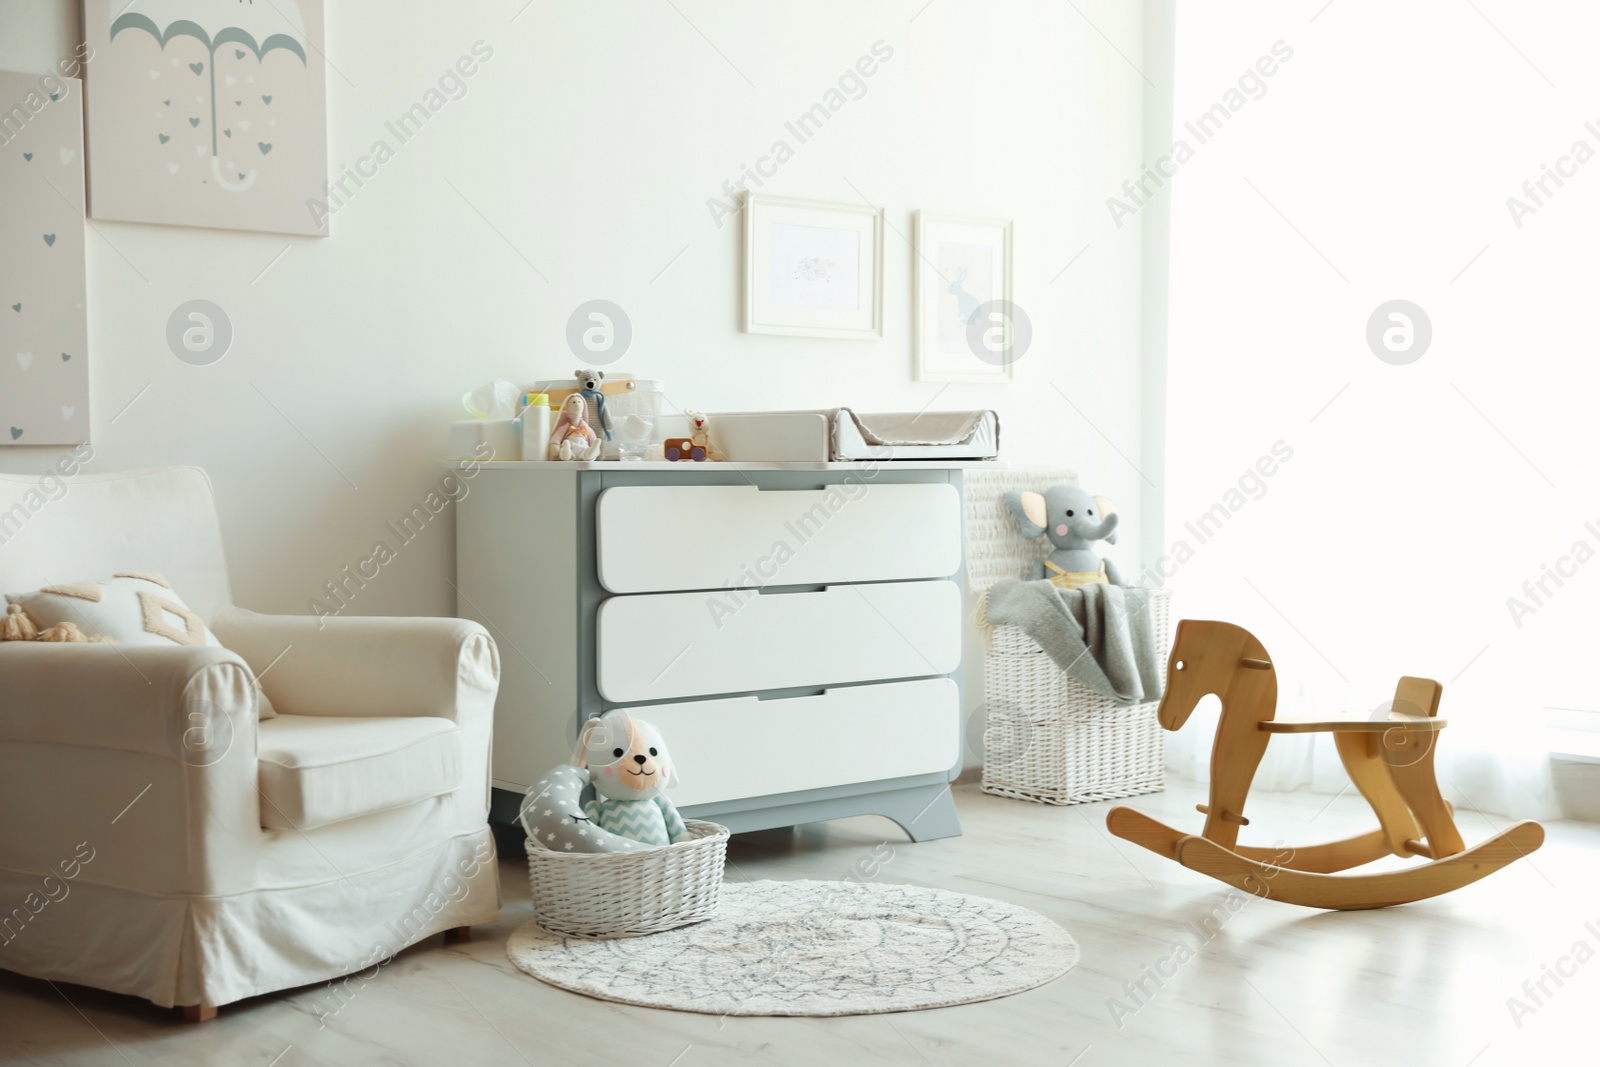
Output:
left=258, top=714, right=462, bottom=831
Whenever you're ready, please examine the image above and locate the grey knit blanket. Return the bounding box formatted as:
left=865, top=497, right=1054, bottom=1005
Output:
left=984, top=580, right=1164, bottom=705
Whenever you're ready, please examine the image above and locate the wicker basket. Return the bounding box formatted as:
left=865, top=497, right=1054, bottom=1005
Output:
left=982, top=588, right=1171, bottom=805
left=521, top=818, right=730, bottom=939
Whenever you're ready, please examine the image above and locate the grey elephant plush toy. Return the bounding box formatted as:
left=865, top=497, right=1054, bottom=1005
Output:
left=1005, top=485, right=1124, bottom=587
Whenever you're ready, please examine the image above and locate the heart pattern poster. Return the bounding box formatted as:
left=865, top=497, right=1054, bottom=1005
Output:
left=0, top=72, right=89, bottom=446
left=82, top=0, right=329, bottom=236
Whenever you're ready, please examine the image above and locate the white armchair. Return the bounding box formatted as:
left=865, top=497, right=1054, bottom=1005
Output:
left=0, top=468, right=500, bottom=1019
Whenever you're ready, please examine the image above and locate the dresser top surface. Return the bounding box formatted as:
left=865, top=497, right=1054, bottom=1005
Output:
left=444, top=459, right=1006, bottom=472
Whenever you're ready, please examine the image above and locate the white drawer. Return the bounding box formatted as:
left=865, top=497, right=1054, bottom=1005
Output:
left=595, top=483, right=960, bottom=594
left=596, top=580, right=960, bottom=702
left=631, top=678, right=960, bottom=807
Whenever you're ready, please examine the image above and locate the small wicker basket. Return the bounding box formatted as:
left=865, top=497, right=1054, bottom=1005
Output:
left=982, top=589, right=1171, bottom=805
left=520, top=818, right=730, bottom=939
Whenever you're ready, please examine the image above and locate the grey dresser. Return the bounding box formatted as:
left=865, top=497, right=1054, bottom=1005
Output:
left=454, top=460, right=976, bottom=841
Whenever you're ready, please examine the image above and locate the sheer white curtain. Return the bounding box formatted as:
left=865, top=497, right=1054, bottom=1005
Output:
left=1160, top=1, right=1600, bottom=819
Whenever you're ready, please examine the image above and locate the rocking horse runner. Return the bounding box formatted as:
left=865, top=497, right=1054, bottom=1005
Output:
left=1106, top=620, right=1544, bottom=910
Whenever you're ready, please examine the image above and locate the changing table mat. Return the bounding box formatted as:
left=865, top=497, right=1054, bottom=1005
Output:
left=832, top=409, right=1000, bottom=460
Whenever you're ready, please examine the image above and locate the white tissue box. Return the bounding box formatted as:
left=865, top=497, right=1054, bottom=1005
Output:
left=448, top=419, right=520, bottom=461
left=707, top=411, right=831, bottom=462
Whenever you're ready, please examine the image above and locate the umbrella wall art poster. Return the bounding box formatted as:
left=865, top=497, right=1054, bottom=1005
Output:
left=83, top=0, right=329, bottom=236
left=0, top=70, right=89, bottom=446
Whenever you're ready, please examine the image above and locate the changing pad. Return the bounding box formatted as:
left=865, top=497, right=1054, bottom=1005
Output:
left=832, top=409, right=1000, bottom=461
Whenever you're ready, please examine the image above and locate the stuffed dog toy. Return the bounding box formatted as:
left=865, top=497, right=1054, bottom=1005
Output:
left=577, top=710, right=690, bottom=847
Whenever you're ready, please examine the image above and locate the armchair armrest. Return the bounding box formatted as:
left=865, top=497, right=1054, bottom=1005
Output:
left=0, top=642, right=263, bottom=899
left=212, top=607, right=499, bottom=720
left=0, top=642, right=256, bottom=759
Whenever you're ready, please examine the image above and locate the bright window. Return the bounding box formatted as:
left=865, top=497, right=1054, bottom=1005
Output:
left=1162, top=2, right=1595, bottom=807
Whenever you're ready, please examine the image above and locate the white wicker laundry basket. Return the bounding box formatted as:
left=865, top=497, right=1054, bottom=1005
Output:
left=981, top=590, right=1171, bottom=806
left=962, top=469, right=1173, bottom=804
left=520, top=818, right=730, bottom=939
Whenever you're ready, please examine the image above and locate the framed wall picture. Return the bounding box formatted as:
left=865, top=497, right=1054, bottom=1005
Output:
left=1, top=71, right=89, bottom=446
left=914, top=212, right=1014, bottom=382
left=82, top=0, right=329, bottom=236
left=743, top=194, right=882, bottom=339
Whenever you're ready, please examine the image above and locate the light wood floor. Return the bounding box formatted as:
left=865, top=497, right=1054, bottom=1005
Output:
left=1, top=782, right=1593, bottom=1066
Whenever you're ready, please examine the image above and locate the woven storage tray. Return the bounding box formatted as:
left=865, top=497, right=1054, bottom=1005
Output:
left=982, top=588, right=1170, bottom=805
left=522, top=819, right=729, bottom=939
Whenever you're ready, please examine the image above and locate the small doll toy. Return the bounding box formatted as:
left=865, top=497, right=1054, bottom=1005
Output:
left=549, top=393, right=601, bottom=461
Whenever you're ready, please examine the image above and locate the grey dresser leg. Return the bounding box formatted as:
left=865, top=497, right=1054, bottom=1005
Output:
left=883, top=783, right=962, bottom=842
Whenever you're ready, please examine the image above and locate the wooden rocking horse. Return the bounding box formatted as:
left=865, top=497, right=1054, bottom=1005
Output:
left=1106, top=620, right=1544, bottom=910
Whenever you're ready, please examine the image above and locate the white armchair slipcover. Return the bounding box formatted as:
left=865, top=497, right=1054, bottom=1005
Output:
left=0, top=468, right=500, bottom=1014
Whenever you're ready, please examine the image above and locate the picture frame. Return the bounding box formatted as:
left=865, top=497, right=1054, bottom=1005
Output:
left=81, top=0, right=329, bottom=236
left=743, top=194, right=883, bottom=339
left=914, top=211, right=1014, bottom=382
left=1, top=71, right=90, bottom=446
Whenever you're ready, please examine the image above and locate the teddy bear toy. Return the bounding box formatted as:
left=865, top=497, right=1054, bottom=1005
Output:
left=548, top=393, right=602, bottom=461
left=1005, top=484, right=1125, bottom=587
left=575, top=368, right=613, bottom=442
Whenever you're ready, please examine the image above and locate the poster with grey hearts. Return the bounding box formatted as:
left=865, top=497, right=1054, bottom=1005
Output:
left=82, top=0, right=329, bottom=237
left=0, top=71, right=89, bottom=447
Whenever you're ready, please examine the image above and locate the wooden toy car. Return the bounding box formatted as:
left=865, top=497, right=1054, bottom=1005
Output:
left=663, top=438, right=707, bottom=461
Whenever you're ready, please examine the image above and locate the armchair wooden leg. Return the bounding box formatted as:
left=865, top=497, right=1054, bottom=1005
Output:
left=181, top=1004, right=217, bottom=1023
left=445, top=925, right=471, bottom=943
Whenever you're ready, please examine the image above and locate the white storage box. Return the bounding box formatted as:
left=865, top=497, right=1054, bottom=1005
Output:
left=652, top=410, right=833, bottom=462
left=708, top=410, right=831, bottom=461
left=447, top=418, right=520, bottom=461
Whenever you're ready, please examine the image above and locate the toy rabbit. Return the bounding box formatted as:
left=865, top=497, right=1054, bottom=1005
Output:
left=549, top=394, right=601, bottom=461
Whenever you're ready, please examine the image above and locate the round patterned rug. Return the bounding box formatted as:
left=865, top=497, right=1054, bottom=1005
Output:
left=506, top=879, right=1078, bottom=1016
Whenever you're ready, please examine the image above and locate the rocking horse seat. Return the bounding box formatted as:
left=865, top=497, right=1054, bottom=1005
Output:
left=1259, top=716, right=1447, bottom=734
left=1260, top=676, right=1447, bottom=734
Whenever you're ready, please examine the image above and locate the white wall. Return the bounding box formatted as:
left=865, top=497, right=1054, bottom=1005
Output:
left=1138, top=0, right=1175, bottom=576
left=2, top=0, right=1154, bottom=720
